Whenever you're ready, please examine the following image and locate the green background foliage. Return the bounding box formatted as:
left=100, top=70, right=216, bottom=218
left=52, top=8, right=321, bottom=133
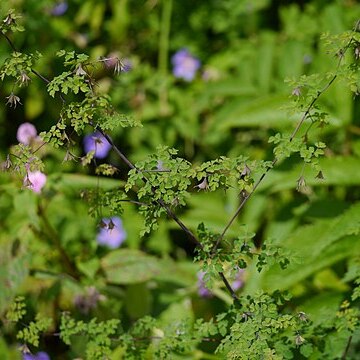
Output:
left=1, top=0, right=360, bottom=358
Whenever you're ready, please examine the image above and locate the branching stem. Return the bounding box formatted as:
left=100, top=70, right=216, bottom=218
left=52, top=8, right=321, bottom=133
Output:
left=2, top=29, right=239, bottom=301
left=213, top=37, right=354, bottom=253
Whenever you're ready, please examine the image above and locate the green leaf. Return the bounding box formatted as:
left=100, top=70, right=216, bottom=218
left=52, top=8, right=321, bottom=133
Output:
left=210, top=95, right=296, bottom=130
left=262, top=157, right=360, bottom=193
left=124, top=283, right=152, bottom=319
left=101, top=249, right=161, bottom=284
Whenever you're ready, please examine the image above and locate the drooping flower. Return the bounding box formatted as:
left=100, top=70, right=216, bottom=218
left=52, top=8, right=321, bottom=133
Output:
left=100, top=54, right=132, bottom=74
left=75, top=63, right=88, bottom=76
left=51, top=1, right=68, bottom=16
left=17, top=122, right=37, bottom=145
left=171, top=49, right=201, bottom=82
left=18, top=72, right=31, bottom=86
left=97, top=217, right=126, bottom=248
left=23, top=351, right=50, bottom=360
left=5, top=92, right=22, bottom=108
left=194, top=178, right=209, bottom=191
left=197, top=271, right=212, bottom=298
left=3, top=13, right=16, bottom=26
left=83, top=131, right=111, bottom=159
left=24, top=171, right=47, bottom=193
left=292, top=87, right=301, bottom=97
left=1, top=154, right=12, bottom=170
left=295, top=334, right=305, bottom=346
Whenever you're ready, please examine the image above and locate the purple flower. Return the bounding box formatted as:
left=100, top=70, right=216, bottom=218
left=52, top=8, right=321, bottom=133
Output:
left=197, top=271, right=212, bottom=298
left=83, top=131, right=111, bottom=159
left=171, top=49, right=201, bottom=81
left=231, top=268, right=245, bottom=291
left=24, top=171, right=47, bottom=193
left=17, top=123, right=37, bottom=145
left=97, top=217, right=126, bottom=248
left=23, top=351, right=50, bottom=360
left=51, top=2, right=68, bottom=16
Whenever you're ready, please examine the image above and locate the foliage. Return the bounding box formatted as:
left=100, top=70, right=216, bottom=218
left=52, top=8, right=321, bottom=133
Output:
left=1, top=0, right=360, bottom=359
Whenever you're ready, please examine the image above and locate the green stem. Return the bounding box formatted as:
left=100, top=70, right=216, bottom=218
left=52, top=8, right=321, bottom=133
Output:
left=36, top=203, right=81, bottom=280
left=158, top=0, right=173, bottom=115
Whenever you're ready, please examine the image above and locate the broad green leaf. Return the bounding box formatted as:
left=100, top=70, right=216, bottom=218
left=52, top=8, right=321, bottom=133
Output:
left=213, top=95, right=293, bottom=129
left=124, top=283, right=152, bottom=319
left=51, top=173, right=124, bottom=190
left=247, top=202, right=360, bottom=292
left=258, top=234, right=360, bottom=292
left=262, top=157, right=360, bottom=193
left=101, top=249, right=161, bottom=284
left=0, top=240, right=29, bottom=315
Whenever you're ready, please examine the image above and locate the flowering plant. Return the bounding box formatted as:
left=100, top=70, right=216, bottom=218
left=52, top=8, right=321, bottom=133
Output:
left=1, top=2, right=360, bottom=360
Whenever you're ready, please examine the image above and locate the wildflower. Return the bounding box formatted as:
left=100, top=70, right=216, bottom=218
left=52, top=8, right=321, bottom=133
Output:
left=315, top=170, right=325, bottom=180
left=17, top=122, right=37, bottom=145
left=100, top=54, right=132, bottom=74
left=24, top=170, right=47, bottom=193
left=240, top=164, right=251, bottom=179
left=97, top=217, right=126, bottom=248
left=75, top=63, right=87, bottom=76
left=18, top=72, right=31, bottom=86
left=231, top=268, right=245, bottom=291
left=195, top=178, right=209, bottom=191
left=171, top=49, right=201, bottom=81
left=3, top=13, right=16, bottom=26
left=197, top=271, right=212, bottom=298
left=63, top=150, right=77, bottom=162
left=156, top=160, right=165, bottom=171
left=355, top=46, right=360, bottom=60
left=292, top=87, right=301, bottom=97
left=295, top=334, right=305, bottom=346
left=298, top=311, right=308, bottom=322
left=1, top=154, right=12, bottom=170
left=83, top=131, right=111, bottom=159
left=5, top=93, right=22, bottom=108
left=296, top=176, right=307, bottom=192
left=74, top=286, right=105, bottom=314
left=51, top=1, right=68, bottom=16
left=22, top=351, right=50, bottom=360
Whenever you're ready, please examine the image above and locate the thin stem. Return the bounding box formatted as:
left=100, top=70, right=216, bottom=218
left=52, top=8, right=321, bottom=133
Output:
left=96, top=127, right=203, bottom=248
left=158, top=0, right=172, bottom=114
left=35, top=203, right=81, bottom=280
left=2, top=29, right=239, bottom=302
left=341, top=335, right=352, bottom=359
left=213, top=38, right=353, bottom=252
left=158, top=0, right=172, bottom=76
left=2, top=32, right=16, bottom=51
left=219, top=271, right=240, bottom=303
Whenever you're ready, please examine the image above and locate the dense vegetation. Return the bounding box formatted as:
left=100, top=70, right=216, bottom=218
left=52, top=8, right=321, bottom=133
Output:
left=1, top=0, right=360, bottom=359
